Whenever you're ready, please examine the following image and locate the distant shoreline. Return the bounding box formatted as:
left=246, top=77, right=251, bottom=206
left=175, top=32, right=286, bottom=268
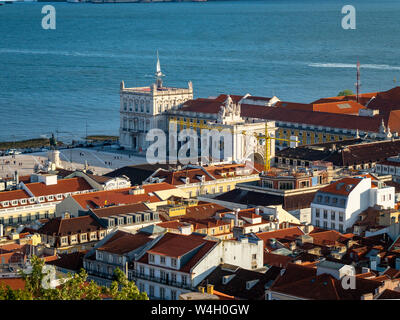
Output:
left=35, top=0, right=236, bottom=3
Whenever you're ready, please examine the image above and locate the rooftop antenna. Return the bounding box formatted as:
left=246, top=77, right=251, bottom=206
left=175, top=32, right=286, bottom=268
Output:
left=155, top=50, right=165, bottom=89
left=355, top=60, right=361, bottom=103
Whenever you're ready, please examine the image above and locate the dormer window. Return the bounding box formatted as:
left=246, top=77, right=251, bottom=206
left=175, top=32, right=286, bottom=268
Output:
left=38, top=196, right=45, bottom=202
left=20, top=199, right=27, bottom=205
left=56, top=194, right=63, bottom=200
left=2, top=201, right=9, bottom=207
left=149, top=254, right=155, bottom=263
left=11, top=200, right=18, bottom=206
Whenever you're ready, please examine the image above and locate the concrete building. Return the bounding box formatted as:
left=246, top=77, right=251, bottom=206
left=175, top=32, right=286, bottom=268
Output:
left=0, top=174, right=97, bottom=227
left=311, top=175, right=395, bottom=232
left=119, top=54, right=193, bottom=152
left=375, top=154, right=400, bottom=183
left=131, top=232, right=263, bottom=300
left=144, top=163, right=261, bottom=198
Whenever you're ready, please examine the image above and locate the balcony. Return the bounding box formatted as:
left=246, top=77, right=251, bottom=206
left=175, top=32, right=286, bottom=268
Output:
left=130, top=270, right=193, bottom=291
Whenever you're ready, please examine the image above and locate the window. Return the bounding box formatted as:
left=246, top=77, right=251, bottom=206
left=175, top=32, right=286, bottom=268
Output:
left=315, top=208, right=320, bottom=218
left=181, top=275, right=187, bottom=285
left=149, top=285, right=154, bottom=298
left=171, top=290, right=177, bottom=300
left=331, top=211, right=336, bottom=220
left=339, top=212, right=344, bottom=222
left=81, top=234, right=87, bottom=241
left=339, top=224, right=344, bottom=232
left=252, top=254, right=257, bottom=260
left=323, top=221, right=328, bottom=229
left=171, top=273, right=177, bottom=283
left=160, top=287, right=165, bottom=300
left=315, top=220, right=320, bottom=227
left=139, top=266, right=144, bottom=276
left=17, top=215, right=22, bottom=223
left=139, top=283, right=144, bottom=293
left=160, top=256, right=166, bottom=264
left=171, top=258, right=177, bottom=268
left=160, top=270, right=167, bottom=281
left=150, top=268, right=155, bottom=279
left=149, top=254, right=155, bottom=263
left=323, top=210, right=328, bottom=219
left=331, top=222, right=335, bottom=229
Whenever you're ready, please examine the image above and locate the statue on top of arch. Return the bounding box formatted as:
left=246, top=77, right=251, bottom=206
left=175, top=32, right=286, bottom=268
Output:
left=217, top=95, right=244, bottom=125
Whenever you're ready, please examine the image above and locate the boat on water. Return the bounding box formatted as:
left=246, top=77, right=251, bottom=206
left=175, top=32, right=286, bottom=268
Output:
left=67, top=0, right=86, bottom=3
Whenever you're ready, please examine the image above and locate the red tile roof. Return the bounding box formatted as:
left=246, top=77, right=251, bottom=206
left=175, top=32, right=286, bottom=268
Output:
left=256, top=227, right=305, bottom=250
left=157, top=220, right=190, bottom=230
left=270, top=263, right=385, bottom=300
left=138, top=233, right=218, bottom=273
left=72, top=183, right=175, bottom=209
left=146, top=232, right=213, bottom=258
left=263, top=252, right=293, bottom=267
left=25, top=177, right=94, bottom=197
left=180, top=98, right=385, bottom=133
left=184, top=202, right=228, bottom=220
left=91, top=202, right=149, bottom=218
left=0, top=189, right=31, bottom=205
left=0, top=278, right=26, bottom=290
left=38, top=215, right=105, bottom=237
left=309, top=230, right=353, bottom=246
left=318, top=177, right=363, bottom=196
left=312, top=100, right=366, bottom=115
left=96, top=231, right=152, bottom=255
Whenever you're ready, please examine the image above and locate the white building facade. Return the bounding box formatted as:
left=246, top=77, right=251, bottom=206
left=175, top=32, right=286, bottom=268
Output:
left=119, top=55, right=193, bottom=152
left=375, top=155, right=400, bottom=183
left=311, top=176, right=395, bottom=232
left=131, top=234, right=263, bottom=300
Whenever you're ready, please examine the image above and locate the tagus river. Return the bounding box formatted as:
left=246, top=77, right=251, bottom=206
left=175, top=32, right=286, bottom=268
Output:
left=0, top=0, right=400, bottom=141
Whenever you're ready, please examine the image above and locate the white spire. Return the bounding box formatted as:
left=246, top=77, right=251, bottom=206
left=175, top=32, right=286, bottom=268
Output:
left=155, top=50, right=164, bottom=78
left=155, top=50, right=165, bottom=88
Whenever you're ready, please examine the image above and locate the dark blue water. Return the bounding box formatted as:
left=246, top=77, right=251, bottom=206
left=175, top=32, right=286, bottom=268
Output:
left=1, top=0, right=400, bottom=141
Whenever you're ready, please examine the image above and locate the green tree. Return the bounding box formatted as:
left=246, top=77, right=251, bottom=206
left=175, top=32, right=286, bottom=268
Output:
left=107, top=268, right=148, bottom=300
left=337, top=89, right=354, bottom=96
left=0, top=255, right=148, bottom=300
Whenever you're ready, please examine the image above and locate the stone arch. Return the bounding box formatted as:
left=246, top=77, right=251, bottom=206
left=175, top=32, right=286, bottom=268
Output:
left=247, top=152, right=265, bottom=167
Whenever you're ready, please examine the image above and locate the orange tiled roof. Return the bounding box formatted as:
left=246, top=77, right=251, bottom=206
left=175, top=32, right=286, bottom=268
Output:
left=146, top=232, right=216, bottom=259
left=25, top=177, right=94, bottom=197
left=0, top=278, right=26, bottom=290
left=72, top=183, right=175, bottom=209
left=318, top=177, right=363, bottom=196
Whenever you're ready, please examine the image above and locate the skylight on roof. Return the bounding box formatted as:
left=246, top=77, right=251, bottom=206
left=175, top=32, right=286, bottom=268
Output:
left=337, top=103, right=351, bottom=109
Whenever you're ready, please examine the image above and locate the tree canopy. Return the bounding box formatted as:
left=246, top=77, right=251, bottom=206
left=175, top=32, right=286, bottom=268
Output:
left=337, top=89, right=354, bottom=96
left=0, top=255, right=148, bottom=300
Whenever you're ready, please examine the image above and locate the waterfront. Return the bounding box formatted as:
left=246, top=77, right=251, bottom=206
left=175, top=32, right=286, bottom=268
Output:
left=1, top=0, right=400, bottom=141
